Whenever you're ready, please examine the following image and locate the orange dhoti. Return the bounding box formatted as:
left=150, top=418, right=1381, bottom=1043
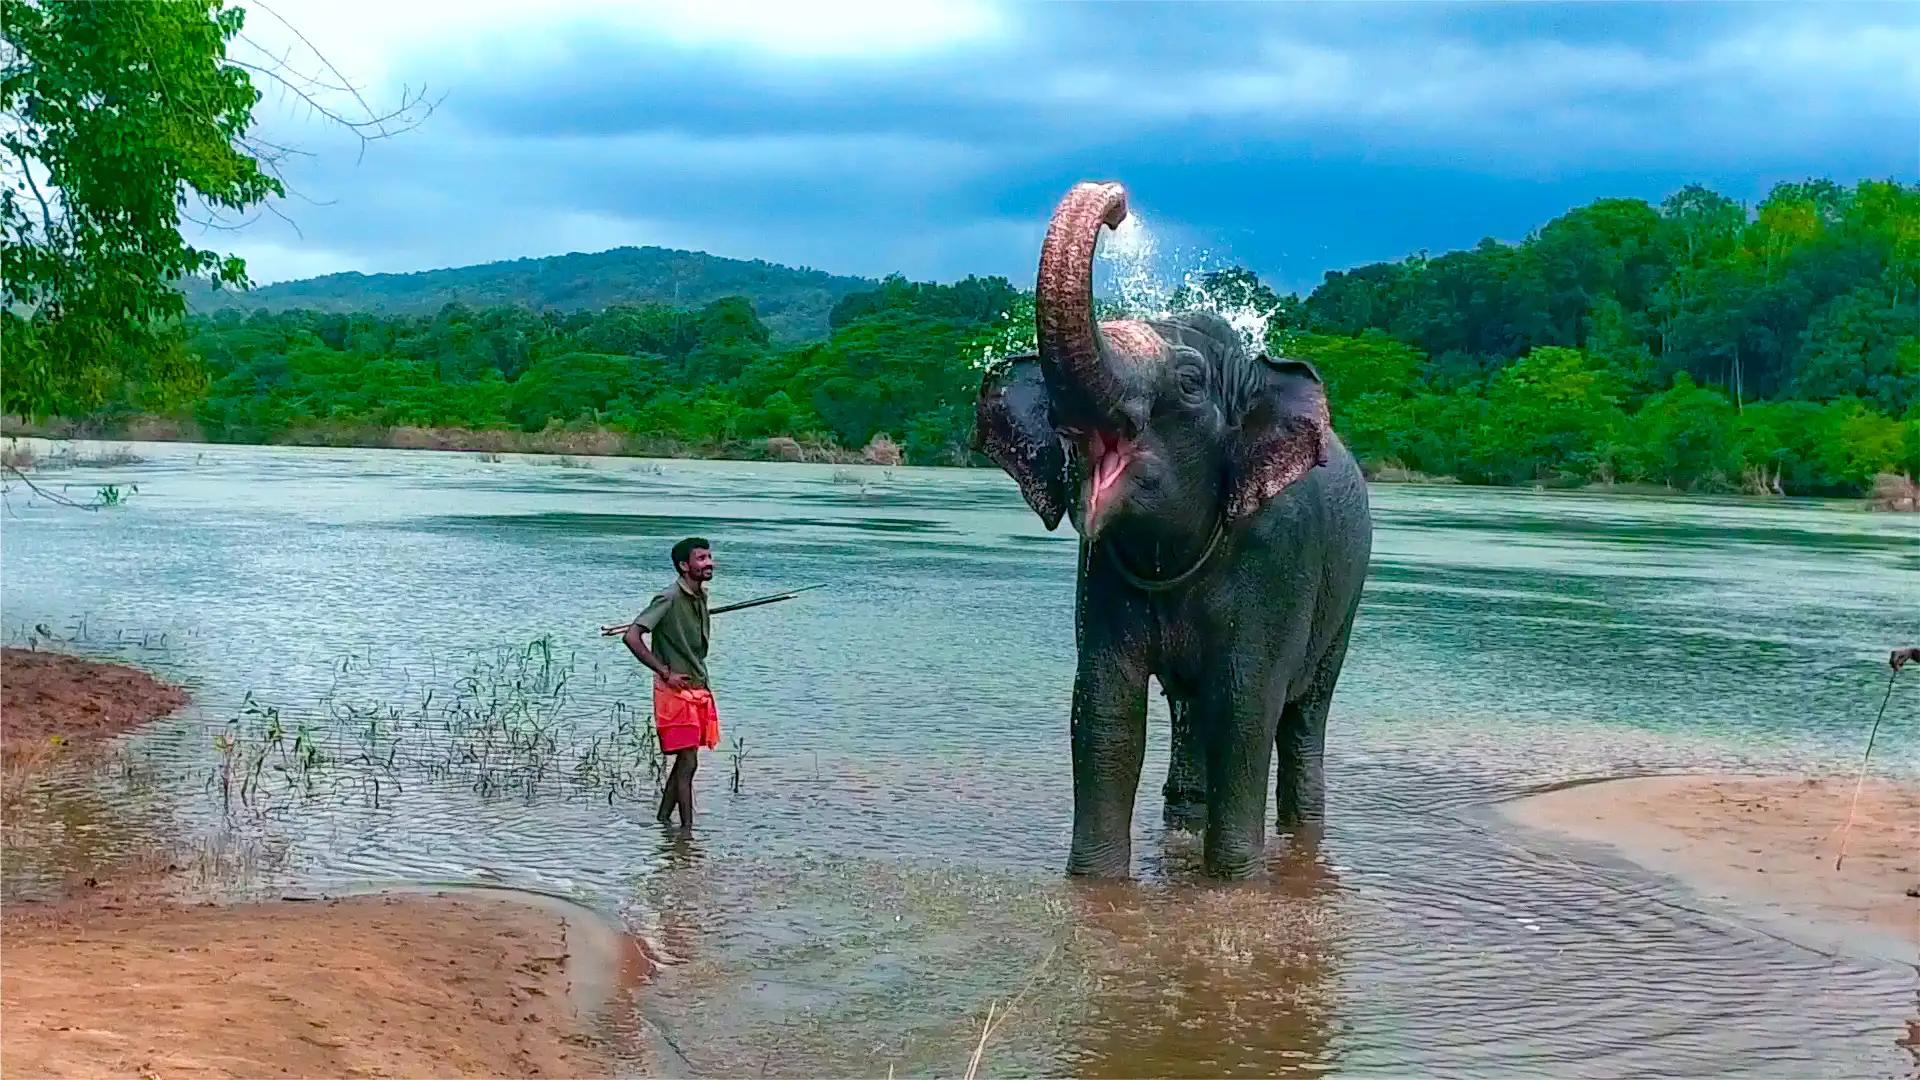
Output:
left=653, top=682, right=720, bottom=753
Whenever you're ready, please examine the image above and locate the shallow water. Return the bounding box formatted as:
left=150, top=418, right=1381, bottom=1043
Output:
left=4, top=441, right=1917, bottom=1077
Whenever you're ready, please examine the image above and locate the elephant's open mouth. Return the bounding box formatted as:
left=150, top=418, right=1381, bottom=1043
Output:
left=1084, top=429, right=1135, bottom=530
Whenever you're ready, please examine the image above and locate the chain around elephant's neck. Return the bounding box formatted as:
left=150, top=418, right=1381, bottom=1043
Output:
left=1094, top=518, right=1228, bottom=593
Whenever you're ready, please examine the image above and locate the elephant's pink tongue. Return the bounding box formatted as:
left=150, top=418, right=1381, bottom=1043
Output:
left=1087, top=431, right=1131, bottom=524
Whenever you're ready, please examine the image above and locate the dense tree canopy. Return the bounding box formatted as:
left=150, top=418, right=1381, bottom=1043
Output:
left=2, top=0, right=280, bottom=419
left=1284, top=179, right=1918, bottom=493
left=1305, top=181, right=1920, bottom=415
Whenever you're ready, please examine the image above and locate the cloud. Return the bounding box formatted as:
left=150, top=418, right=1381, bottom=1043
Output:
left=626, top=0, right=1007, bottom=60
left=202, top=2, right=1920, bottom=291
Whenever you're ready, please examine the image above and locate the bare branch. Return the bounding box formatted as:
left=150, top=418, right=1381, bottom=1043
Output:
left=249, top=0, right=387, bottom=134
left=233, top=58, right=438, bottom=160
left=237, top=132, right=315, bottom=163
left=233, top=32, right=351, bottom=94
left=240, top=1, right=442, bottom=164
left=263, top=197, right=305, bottom=239
left=182, top=204, right=264, bottom=232
left=3, top=464, right=103, bottom=511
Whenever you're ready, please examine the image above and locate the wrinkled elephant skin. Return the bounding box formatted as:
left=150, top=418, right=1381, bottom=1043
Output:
left=975, top=181, right=1373, bottom=879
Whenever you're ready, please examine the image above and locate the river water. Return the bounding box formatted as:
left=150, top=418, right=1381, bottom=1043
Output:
left=3, top=441, right=1916, bottom=1077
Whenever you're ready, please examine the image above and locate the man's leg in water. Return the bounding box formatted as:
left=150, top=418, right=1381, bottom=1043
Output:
left=658, top=750, right=691, bottom=824
left=655, top=761, right=676, bottom=823
left=677, top=749, right=698, bottom=828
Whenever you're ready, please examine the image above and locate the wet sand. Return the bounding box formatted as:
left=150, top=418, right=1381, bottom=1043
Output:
left=1507, top=774, right=1920, bottom=962
left=1, top=647, right=188, bottom=759
left=1, top=891, right=612, bottom=1078
left=0, top=650, right=630, bottom=1078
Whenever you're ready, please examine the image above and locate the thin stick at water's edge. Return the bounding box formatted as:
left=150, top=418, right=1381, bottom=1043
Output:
left=964, top=1002, right=997, bottom=1080
left=1835, top=667, right=1901, bottom=870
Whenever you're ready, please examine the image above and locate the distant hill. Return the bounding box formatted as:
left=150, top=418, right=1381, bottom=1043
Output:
left=180, top=246, right=879, bottom=342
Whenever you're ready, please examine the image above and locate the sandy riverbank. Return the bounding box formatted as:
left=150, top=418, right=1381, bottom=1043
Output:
left=1507, top=774, right=1919, bottom=960
left=0, top=649, right=634, bottom=1078
left=1, top=891, right=614, bottom=1078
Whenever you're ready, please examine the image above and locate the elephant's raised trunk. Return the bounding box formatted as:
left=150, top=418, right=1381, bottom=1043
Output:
left=1037, top=182, right=1129, bottom=416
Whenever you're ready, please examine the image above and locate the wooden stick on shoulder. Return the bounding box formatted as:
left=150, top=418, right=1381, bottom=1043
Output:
left=599, top=584, right=824, bottom=637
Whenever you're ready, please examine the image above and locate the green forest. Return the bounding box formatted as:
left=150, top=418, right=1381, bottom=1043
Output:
left=9, top=178, right=1918, bottom=497
left=175, top=245, right=875, bottom=342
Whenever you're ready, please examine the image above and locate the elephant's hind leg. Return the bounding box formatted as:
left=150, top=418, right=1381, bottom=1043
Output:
left=1276, top=611, right=1355, bottom=830
left=1162, top=694, right=1207, bottom=831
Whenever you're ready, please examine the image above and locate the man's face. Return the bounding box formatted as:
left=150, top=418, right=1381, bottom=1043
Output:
left=680, top=547, right=715, bottom=582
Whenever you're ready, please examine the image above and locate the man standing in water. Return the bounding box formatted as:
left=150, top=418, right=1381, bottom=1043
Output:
left=623, top=538, right=720, bottom=830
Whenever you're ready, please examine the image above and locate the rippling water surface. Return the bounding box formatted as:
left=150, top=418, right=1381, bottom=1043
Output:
left=4, top=442, right=1916, bottom=1077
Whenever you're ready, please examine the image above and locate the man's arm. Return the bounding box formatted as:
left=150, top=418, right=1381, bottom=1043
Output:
left=1892, top=647, right=1920, bottom=672
left=625, top=595, right=692, bottom=690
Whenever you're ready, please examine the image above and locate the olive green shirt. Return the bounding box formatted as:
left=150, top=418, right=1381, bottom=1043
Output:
left=635, top=579, right=710, bottom=687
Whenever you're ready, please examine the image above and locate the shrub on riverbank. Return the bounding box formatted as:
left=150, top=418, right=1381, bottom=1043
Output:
left=1869, top=473, right=1919, bottom=512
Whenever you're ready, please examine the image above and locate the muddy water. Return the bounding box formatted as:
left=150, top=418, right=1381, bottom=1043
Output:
left=4, top=441, right=1916, bottom=1077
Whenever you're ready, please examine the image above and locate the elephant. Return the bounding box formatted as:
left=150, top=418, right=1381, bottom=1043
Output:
left=973, top=181, right=1372, bottom=879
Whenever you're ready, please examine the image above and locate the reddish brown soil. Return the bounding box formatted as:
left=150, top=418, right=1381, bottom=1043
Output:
left=1, top=647, right=186, bottom=759
left=0, top=651, right=628, bottom=1078
left=1, top=892, right=611, bottom=1078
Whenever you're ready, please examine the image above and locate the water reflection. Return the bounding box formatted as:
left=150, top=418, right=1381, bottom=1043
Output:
left=3, top=749, right=171, bottom=894
left=648, top=825, right=711, bottom=969
left=1066, top=841, right=1344, bottom=1078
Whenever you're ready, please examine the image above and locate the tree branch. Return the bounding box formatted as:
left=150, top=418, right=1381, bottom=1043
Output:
left=250, top=0, right=387, bottom=136
left=232, top=1, right=442, bottom=163
left=3, top=463, right=102, bottom=511
left=15, top=149, right=57, bottom=242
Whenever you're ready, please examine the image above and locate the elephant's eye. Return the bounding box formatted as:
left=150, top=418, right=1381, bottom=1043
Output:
left=1175, top=365, right=1206, bottom=398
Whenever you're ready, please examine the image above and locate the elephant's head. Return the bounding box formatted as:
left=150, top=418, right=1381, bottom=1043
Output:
left=975, top=181, right=1331, bottom=540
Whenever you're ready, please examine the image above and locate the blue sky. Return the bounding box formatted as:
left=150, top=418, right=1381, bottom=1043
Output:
left=220, top=0, right=1920, bottom=294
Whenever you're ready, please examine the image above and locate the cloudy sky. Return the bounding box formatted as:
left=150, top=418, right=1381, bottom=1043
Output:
left=216, top=0, right=1920, bottom=293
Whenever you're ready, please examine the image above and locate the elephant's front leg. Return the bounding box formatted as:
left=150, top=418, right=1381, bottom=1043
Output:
left=1068, top=650, right=1149, bottom=877
left=1201, top=669, right=1280, bottom=879
left=1162, top=695, right=1207, bottom=831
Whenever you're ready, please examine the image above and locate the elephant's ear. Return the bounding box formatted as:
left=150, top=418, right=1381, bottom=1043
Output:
left=974, top=353, right=1069, bottom=530
left=1227, top=354, right=1331, bottom=521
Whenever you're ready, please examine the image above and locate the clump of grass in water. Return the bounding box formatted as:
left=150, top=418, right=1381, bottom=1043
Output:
left=95, top=482, right=135, bottom=507
left=10, top=615, right=184, bottom=654
left=208, top=693, right=359, bottom=815
left=199, top=637, right=673, bottom=812
left=729, top=735, right=749, bottom=794
left=571, top=701, right=664, bottom=803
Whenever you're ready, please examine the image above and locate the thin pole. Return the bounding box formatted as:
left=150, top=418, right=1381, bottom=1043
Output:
left=1835, top=667, right=1902, bottom=871
left=711, top=583, right=827, bottom=616
left=599, top=584, right=824, bottom=636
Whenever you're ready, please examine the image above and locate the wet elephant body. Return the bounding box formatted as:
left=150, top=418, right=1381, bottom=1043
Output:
left=975, top=182, right=1373, bottom=879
